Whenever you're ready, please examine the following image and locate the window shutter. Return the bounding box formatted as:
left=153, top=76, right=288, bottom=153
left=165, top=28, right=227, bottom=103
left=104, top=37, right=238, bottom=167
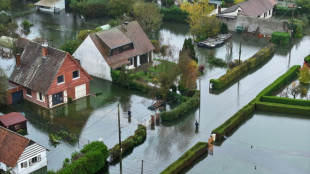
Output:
left=42, top=95, right=45, bottom=102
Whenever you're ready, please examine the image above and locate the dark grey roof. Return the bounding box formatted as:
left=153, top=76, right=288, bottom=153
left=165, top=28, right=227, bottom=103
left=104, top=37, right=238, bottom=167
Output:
left=221, top=2, right=245, bottom=14
left=9, top=41, right=67, bottom=94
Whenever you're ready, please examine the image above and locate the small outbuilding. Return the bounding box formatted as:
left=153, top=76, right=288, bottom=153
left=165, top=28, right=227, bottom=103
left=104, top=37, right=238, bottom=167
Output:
left=0, top=112, right=27, bottom=131
left=34, top=0, right=65, bottom=13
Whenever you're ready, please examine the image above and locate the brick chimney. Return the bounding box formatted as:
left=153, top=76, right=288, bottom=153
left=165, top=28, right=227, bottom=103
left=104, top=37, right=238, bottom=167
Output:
left=218, top=6, right=221, bottom=14
left=16, top=54, right=21, bottom=68
left=42, top=42, right=48, bottom=58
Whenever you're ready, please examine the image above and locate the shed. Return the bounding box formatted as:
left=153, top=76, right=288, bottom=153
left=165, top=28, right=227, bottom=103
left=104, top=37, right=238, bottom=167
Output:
left=0, top=112, right=27, bottom=131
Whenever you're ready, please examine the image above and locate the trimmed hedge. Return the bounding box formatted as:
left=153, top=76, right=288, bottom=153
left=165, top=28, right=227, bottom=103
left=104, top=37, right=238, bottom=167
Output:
left=54, top=141, right=109, bottom=174
left=256, top=102, right=310, bottom=116
left=160, top=6, right=188, bottom=23
left=160, top=142, right=208, bottom=174
left=275, top=6, right=296, bottom=16
left=271, top=31, right=290, bottom=45
left=305, top=54, right=310, bottom=63
left=210, top=44, right=276, bottom=90
left=160, top=90, right=200, bottom=121
left=261, top=96, right=310, bottom=107
left=109, top=124, right=146, bottom=162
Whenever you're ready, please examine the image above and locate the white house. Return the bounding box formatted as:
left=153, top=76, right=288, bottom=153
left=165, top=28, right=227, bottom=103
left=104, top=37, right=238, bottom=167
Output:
left=0, top=127, right=48, bottom=174
left=219, top=0, right=277, bottom=19
left=73, top=21, right=154, bottom=81
left=34, top=0, right=65, bottom=13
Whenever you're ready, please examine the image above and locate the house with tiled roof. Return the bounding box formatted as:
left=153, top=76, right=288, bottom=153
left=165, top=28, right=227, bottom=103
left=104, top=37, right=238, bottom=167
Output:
left=6, top=41, right=92, bottom=108
left=73, top=21, right=155, bottom=81
left=0, top=126, right=48, bottom=174
left=219, top=0, right=277, bottom=18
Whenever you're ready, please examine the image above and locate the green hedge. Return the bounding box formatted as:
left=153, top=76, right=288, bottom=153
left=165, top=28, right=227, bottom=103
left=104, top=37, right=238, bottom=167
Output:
left=304, top=54, right=310, bottom=63
left=256, top=65, right=300, bottom=100
left=256, top=102, right=310, bottom=116
left=275, top=6, right=295, bottom=16
left=210, top=44, right=276, bottom=90
left=54, top=141, right=109, bottom=174
left=261, top=96, right=310, bottom=107
left=271, top=31, right=290, bottom=45
left=160, top=90, right=200, bottom=121
left=160, top=6, right=188, bottom=23
left=110, top=124, right=146, bottom=162
left=160, top=142, right=208, bottom=174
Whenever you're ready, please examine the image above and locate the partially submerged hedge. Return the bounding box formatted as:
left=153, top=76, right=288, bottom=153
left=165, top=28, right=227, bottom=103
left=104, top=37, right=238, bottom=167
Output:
left=160, top=6, right=188, bottom=23
left=110, top=124, right=146, bottom=162
left=261, top=96, right=310, bottom=107
left=305, top=54, right=310, bottom=63
left=210, top=44, right=275, bottom=90
left=160, top=142, right=208, bottom=174
left=256, top=102, right=310, bottom=116
left=271, top=31, right=290, bottom=45
left=53, top=141, right=109, bottom=174
left=160, top=90, right=200, bottom=121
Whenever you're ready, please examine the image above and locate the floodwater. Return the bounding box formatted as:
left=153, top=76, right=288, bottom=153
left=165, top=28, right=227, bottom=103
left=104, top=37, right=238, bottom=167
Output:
left=1, top=1, right=310, bottom=173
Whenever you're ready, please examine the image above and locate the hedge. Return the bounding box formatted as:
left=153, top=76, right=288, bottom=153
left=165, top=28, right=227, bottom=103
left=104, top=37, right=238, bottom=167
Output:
left=274, top=6, right=296, bottom=16
left=256, top=102, right=310, bottom=116
left=160, top=90, right=200, bottom=121
left=210, top=44, right=276, bottom=90
left=160, top=6, right=188, bottom=23
left=53, top=141, right=109, bottom=174
left=261, top=96, right=310, bottom=107
left=304, top=54, right=310, bottom=63
left=271, top=31, right=290, bottom=45
left=160, top=142, right=208, bottom=174
left=109, top=124, right=146, bottom=162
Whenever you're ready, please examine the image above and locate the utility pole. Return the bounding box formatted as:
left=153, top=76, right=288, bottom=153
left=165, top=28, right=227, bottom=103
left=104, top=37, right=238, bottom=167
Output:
left=199, top=77, right=201, bottom=123
left=118, top=104, right=122, bottom=174
left=239, top=42, right=242, bottom=65
left=141, top=160, right=144, bottom=174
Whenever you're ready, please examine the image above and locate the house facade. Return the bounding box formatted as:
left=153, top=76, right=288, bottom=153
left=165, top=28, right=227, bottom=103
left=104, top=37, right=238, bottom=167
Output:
left=219, top=0, right=277, bottom=19
left=73, top=21, right=154, bottom=81
left=0, top=127, right=48, bottom=174
left=0, top=112, right=27, bottom=131
left=7, top=41, right=92, bottom=109
left=34, top=0, right=65, bottom=13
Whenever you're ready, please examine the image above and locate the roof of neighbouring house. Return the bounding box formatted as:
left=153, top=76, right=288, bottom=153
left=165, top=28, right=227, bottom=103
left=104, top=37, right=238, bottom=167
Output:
left=0, top=126, right=30, bottom=167
left=34, top=0, right=63, bottom=7
left=0, top=112, right=27, bottom=127
left=14, top=37, right=29, bottom=49
left=88, top=21, right=154, bottom=69
left=221, top=0, right=277, bottom=17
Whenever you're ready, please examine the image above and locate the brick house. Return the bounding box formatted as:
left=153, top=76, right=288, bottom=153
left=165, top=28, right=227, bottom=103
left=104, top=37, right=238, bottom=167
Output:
left=0, top=112, right=27, bottom=132
left=7, top=41, right=92, bottom=109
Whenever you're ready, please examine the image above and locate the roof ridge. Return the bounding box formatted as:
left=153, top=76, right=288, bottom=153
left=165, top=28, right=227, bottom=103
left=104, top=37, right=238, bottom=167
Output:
left=28, top=40, right=67, bottom=54
left=0, top=125, right=30, bottom=142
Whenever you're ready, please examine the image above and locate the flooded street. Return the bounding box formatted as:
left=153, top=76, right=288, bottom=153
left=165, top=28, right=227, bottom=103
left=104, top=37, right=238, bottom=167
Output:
left=1, top=1, right=310, bottom=173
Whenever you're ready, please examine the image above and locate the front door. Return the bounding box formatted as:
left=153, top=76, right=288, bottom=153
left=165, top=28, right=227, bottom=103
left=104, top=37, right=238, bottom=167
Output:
left=134, top=56, right=137, bottom=67
left=12, top=90, right=23, bottom=103
left=52, top=92, right=63, bottom=106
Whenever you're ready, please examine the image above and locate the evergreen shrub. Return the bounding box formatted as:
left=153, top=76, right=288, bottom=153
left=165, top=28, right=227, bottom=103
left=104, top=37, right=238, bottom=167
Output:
left=160, top=6, right=188, bottom=23
left=271, top=31, right=290, bottom=45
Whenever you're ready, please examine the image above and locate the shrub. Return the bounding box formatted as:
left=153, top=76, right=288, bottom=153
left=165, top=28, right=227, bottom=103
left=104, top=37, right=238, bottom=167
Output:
left=110, top=124, right=146, bottom=162
left=210, top=44, right=276, bottom=90
left=271, top=31, right=290, bottom=45
left=208, top=57, right=226, bottom=67
left=70, top=0, right=109, bottom=18
left=111, top=69, right=120, bottom=82
left=160, top=6, right=188, bottom=23
left=161, top=90, right=200, bottom=121
left=304, top=54, right=310, bottom=63
left=151, top=40, right=160, bottom=53
left=220, top=22, right=229, bottom=34
left=161, top=0, right=175, bottom=8
left=256, top=102, right=310, bottom=116
left=160, top=142, right=208, bottom=174
left=261, top=96, right=310, bottom=107
left=274, top=6, right=296, bottom=16
left=21, top=20, right=32, bottom=31
left=60, top=39, right=82, bottom=54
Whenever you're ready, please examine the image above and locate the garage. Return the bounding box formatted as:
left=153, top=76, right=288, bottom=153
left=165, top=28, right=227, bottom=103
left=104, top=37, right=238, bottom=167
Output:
left=75, top=84, right=86, bottom=99
left=12, top=90, right=23, bottom=103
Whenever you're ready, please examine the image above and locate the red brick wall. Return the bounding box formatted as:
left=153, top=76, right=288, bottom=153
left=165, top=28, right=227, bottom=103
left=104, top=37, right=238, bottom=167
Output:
left=6, top=85, right=23, bottom=105
left=23, top=87, right=49, bottom=108
left=47, top=54, right=91, bottom=101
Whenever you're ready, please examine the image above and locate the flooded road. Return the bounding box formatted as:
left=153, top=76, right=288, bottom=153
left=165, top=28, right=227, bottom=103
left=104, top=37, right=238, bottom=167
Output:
left=1, top=1, right=310, bottom=173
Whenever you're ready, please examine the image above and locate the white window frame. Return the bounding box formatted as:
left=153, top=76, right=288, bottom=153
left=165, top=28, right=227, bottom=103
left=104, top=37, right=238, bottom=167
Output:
left=37, top=92, right=45, bottom=102
left=72, top=70, right=80, bottom=80
left=26, top=88, right=32, bottom=97
left=21, top=161, right=28, bottom=168
left=57, top=75, right=65, bottom=85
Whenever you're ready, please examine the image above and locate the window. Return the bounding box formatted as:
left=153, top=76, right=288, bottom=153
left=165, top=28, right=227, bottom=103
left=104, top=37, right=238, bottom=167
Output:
left=26, top=88, right=31, bottom=96
left=15, top=124, right=21, bottom=130
left=269, top=9, right=271, bottom=15
left=129, top=58, right=133, bottom=65
left=37, top=92, right=43, bottom=101
left=52, top=92, right=63, bottom=106
left=73, top=70, right=79, bottom=79
left=57, top=75, right=64, bottom=84
left=123, top=44, right=132, bottom=51
left=264, top=12, right=267, bottom=18
left=21, top=161, right=28, bottom=168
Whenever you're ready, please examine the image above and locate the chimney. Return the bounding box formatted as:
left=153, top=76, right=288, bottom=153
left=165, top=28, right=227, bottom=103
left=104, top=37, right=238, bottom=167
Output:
left=16, top=54, right=21, bottom=68
left=124, top=22, right=128, bottom=32
left=42, top=42, right=48, bottom=58
left=218, top=6, right=221, bottom=14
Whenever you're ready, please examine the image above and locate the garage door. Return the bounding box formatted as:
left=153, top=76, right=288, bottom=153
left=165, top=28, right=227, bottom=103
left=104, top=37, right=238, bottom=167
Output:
left=75, top=84, right=86, bottom=99
left=12, top=90, right=23, bottom=103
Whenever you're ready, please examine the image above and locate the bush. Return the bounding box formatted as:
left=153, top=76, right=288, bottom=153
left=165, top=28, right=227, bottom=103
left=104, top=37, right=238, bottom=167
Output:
left=160, top=142, right=208, bottom=174
left=208, top=57, right=226, bottom=67
left=220, top=23, right=229, bottom=34
left=274, top=6, right=296, bottom=16
left=256, top=102, right=310, bottom=116
left=161, top=0, right=175, bottom=8
left=160, top=6, right=188, bottom=23
left=261, top=96, right=310, bottom=107
left=21, top=20, right=32, bottom=31
left=271, top=31, right=290, bottom=45
left=60, top=39, right=82, bottom=54
left=305, top=54, right=310, bottom=63
left=210, top=44, right=276, bottom=90
left=70, top=0, right=109, bottom=18
left=151, top=40, right=160, bottom=53
left=110, top=124, right=146, bottom=162
left=55, top=141, right=109, bottom=174
left=161, top=90, right=200, bottom=121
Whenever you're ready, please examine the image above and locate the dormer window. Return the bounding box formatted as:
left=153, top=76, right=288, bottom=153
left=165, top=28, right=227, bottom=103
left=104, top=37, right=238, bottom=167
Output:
left=110, top=43, right=133, bottom=56
left=57, top=75, right=64, bottom=84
